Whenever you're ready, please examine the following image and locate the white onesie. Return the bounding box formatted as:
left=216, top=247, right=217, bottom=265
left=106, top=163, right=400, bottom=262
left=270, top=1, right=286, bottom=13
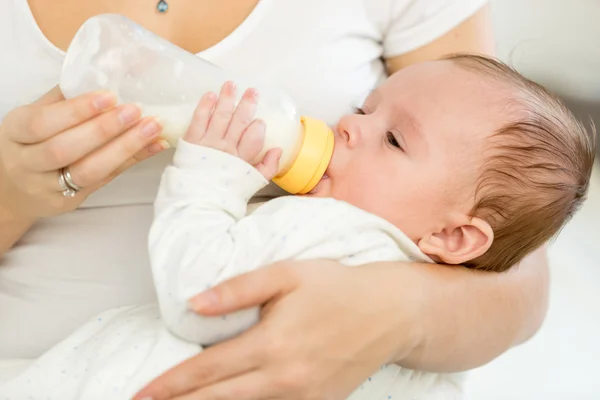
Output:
left=0, top=141, right=463, bottom=400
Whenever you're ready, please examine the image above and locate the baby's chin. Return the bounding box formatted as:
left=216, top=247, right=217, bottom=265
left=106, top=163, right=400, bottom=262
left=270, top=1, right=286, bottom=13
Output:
left=301, top=174, right=330, bottom=197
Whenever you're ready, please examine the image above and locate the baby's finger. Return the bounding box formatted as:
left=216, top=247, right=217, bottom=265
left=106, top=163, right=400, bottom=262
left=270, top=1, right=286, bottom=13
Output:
left=225, top=88, right=259, bottom=148
left=205, top=81, right=236, bottom=142
left=254, top=148, right=282, bottom=180
left=184, top=92, right=217, bottom=144
left=237, top=119, right=266, bottom=164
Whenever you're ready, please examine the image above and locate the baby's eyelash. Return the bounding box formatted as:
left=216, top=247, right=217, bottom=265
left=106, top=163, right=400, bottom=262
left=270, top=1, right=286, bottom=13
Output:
left=386, top=132, right=401, bottom=149
left=355, top=107, right=404, bottom=151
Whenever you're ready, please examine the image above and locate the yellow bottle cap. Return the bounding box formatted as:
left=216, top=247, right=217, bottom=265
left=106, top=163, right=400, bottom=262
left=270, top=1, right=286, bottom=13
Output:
left=272, top=116, right=334, bottom=194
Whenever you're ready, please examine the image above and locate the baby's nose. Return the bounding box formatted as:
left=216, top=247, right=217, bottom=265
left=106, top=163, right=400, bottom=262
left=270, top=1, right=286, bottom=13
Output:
left=336, top=115, right=362, bottom=148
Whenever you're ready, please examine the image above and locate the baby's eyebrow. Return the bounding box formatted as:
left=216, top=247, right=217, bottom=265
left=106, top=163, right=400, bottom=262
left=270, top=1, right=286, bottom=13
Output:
left=364, top=88, right=422, bottom=138
left=393, top=105, right=423, bottom=141
left=362, top=89, right=380, bottom=106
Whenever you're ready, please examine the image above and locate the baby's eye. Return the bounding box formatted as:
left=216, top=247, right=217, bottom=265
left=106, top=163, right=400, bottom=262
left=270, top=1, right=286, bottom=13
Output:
left=354, top=107, right=366, bottom=115
left=386, top=131, right=402, bottom=149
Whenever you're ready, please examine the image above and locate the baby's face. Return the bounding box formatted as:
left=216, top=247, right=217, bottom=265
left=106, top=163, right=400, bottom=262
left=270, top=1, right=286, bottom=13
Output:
left=307, top=60, right=509, bottom=244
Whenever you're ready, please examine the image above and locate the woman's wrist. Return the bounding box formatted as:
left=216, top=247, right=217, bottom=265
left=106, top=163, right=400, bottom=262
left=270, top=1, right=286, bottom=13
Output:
left=384, top=261, right=477, bottom=370
left=382, top=249, right=549, bottom=372
left=0, top=185, right=37, bottom=256
left=353, top=262, right=432, bottom=366
left=383, top=262, right=436, bottom=365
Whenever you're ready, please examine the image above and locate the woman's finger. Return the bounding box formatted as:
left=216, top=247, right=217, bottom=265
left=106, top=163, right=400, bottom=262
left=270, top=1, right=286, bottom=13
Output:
left=23, top=104, right=142, bottom=172
left=204, top=81, right=236, bottom=141
left=134, top=139, right=171, bottom=162
left=184, top=92, right=217, bottom=144
left=225, top=88, right=259, bottom=148
left=133, top=329, right=264, bottom=400
left=188, top=264, right=298, bottom=316
left=13, top=90, right=117, bottom=144
left=81, top=139, right=170, bottom=194
left=236, top=119, right=266, bottom=165
left=170, top=371, right=275, bottom=400
left=32, top=85, right=65, bottom=105
left=65, top=117, right=162, bottom=189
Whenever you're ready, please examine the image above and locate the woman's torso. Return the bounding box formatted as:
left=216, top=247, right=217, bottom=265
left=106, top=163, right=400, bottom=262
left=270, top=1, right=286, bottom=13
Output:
left=0, top=0, right=389, bottom=357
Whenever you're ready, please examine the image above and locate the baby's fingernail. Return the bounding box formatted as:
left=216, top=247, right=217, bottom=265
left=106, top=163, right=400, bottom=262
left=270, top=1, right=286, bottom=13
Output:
left=225, top=81, right=236, bottom=92
left=187, top=290, right=219, bottom=312
left=248, top=88, right=259, bottom=101
left=204, top=92, right=217, bottom=102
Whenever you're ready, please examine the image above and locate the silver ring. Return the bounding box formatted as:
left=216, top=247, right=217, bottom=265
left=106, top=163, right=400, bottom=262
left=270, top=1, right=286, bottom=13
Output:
left=63, top=168, right=83, bottom=192
left=58, top=168, right=79, bottom=197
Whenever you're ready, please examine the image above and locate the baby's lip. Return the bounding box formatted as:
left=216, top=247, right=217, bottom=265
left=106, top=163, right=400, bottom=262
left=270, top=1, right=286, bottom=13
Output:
left=320, top=168, right=330, bottom=183
left=306, top=172, right=329, bottom=195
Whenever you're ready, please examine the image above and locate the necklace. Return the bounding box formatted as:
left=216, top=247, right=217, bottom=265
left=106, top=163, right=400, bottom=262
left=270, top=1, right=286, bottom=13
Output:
left=157, top=0, right=169, bottom=13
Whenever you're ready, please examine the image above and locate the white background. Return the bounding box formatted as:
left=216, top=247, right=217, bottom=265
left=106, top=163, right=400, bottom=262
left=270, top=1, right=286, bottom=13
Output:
left=465, top=1, right=600, bottom=399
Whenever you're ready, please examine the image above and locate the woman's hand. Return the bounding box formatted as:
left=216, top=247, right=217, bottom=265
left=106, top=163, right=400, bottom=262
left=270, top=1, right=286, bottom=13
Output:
left=134, top=261, right=426, bottom=400
left=0, top=86, right=166, bottom=219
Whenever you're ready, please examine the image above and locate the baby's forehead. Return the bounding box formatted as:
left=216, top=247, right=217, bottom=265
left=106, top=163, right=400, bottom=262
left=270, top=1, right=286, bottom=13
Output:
left=381, top=60, right=528, bottom=146
left=387, top=59, right=520, bottom=105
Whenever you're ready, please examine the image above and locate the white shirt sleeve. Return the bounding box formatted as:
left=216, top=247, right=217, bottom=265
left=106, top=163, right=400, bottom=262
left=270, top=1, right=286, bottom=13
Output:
left=148, top=140, right=271, bottom=345
left=366, top=0, right=490, bottom=58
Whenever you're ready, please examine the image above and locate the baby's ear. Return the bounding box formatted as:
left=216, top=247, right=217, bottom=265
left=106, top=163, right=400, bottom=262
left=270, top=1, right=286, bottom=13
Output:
left=417, top=217, right=493, bottom=265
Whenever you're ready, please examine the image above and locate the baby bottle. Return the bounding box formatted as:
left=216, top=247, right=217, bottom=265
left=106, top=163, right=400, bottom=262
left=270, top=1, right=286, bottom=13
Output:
left=59, top=14, right=333, bottom=194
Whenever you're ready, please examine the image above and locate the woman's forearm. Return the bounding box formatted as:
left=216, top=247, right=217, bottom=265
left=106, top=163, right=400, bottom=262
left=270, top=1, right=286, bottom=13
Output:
left=391, top=246, right=549, bottom=372
left=0, top=200, right=36, bottom=257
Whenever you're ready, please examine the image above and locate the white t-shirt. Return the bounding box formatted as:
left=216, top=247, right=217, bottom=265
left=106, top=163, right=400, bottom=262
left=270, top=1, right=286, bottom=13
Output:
left=0, top=0, right=488, bottom=358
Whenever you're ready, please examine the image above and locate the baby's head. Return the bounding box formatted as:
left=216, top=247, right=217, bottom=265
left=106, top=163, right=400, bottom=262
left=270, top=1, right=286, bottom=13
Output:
left=307, top=54, right=596, bottom=272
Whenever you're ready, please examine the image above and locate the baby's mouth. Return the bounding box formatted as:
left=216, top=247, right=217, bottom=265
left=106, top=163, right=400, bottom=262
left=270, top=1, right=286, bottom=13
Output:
left=307, top=173, right=329, bottom=195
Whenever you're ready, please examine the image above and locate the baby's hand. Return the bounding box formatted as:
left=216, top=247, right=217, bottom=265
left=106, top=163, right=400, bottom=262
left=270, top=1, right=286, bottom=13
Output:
left=184, top=81, right=281, bottom=180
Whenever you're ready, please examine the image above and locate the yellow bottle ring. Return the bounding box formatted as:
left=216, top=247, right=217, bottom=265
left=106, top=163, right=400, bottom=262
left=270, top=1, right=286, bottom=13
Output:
left=272, top=116, right=334, bottom=194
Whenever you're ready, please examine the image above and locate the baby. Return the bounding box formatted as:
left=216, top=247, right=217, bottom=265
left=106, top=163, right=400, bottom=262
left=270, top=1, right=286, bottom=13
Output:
left=1, top=55, right=595, bottom=400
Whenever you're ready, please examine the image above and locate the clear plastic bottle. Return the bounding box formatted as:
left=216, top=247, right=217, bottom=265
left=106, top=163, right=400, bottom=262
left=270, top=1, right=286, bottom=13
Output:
left=59, top=14, right=333, bottom=194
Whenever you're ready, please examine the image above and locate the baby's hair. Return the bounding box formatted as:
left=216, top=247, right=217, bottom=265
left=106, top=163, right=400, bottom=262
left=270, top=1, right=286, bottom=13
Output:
left=445, top=54, right=596, bottom=272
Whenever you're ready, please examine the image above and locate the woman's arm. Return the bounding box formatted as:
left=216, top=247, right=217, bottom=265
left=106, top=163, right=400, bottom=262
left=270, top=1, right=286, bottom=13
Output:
left=393, top=248, right=550, bottom=371
left=383, top=4, right=550, bottom=370
left=0, top=201, right=36, bottom=257
left=0, top=126, right=36, bottom=257
left=134, top=251, right=549, bottom=400
left=385, top=4, right=495, bottom=73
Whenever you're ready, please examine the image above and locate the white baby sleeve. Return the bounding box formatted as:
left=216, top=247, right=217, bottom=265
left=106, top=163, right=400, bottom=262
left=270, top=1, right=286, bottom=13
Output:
left=149, top=140, right=276, bottom=345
